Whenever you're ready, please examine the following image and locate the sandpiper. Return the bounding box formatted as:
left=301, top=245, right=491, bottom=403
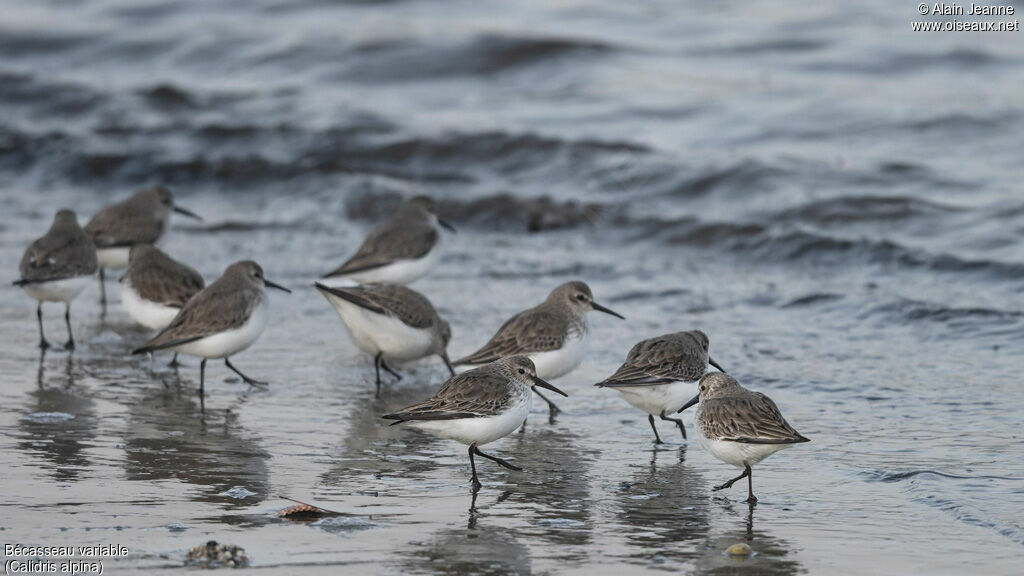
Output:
left=86, top=186, right=202, bottom=305
left=121, top=245, right=205, bottom=365
left=314, top=282, right=455, bottom=396
left=383, top=356, right=567, bottom=491
left=132, top=260, right=290, bottom=409
left=321, top=196, right=454, bottom=285
left=14, top=210, right=98, bottom=350
left=595, top=330, right=725, bottom=443
left=453, top=281, right=623, bottom=417
left=680, top=373, right=809, bottom=503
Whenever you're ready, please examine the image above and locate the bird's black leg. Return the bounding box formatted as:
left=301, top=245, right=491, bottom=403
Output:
left=713, top=464, right=751, bottom=492
left=379, top=358, right=403, bottom=381
left=168, top=353, right=180, bottom=367
left=648, top=414, right=664, bottom=444
left=440, top=352, right=455, bottom=377
left=98, top=268, right=106, bottom=306
left=63, top=303, right=75, bottom=350
left=224, top=357, right=268, bottom=386
left=37, top=303, right=50, bottom=350
left=660, top=410, right=686, bottom=439
left=374, top=352, right=383, bottom=397
left=468, top=444, right=481, bottom=492
left=473, top=446, right=523, bottom=471
left=746, top=465, right=757, bottom=504
left=199, top=358, right=207, bottom=413
left=533, top=389, right=561, bottom=422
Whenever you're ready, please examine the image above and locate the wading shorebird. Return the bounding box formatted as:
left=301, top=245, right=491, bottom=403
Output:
left=680, top=372, right=809, bottom=503
left=132, top=261, right=290, bottom=410
left=321, top=196, right=455, bottom=286
left=14, top=210, right=97, bottom=351
left=314, top=282, right=454, bottom=396
left=86, top=186, right=201, bottom=306
left=383, top=356, right=567, bottom=491
left=595, top=330, right=725, bottom=443
left=454, top=281, right=623, bottom=419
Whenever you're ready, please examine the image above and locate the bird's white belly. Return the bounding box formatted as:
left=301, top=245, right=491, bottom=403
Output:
left=121, top=280, right=180, bottom=331
left=411, top=395, right=530, bottom=446
left=529, top=331, right=588, bottom=381
left=96, top=247, right=131, bottom=269
left=615, top=380, right=696, bottom=416
left=172, top=301, right=268, bottom=359
left=694, top=409, right=792, bottom=467
left=22, top=275, right=92, bottom=303
left=346, top=248, right=438, bottom=285
left=322, top=293, right=435, bottom=361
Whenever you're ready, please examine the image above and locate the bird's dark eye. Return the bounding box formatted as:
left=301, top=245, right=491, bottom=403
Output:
left=518, top=368, right=525, bottom=374
left=700, top=386, right=706, bottom=391
left=576, top=294, right=586, bottom=301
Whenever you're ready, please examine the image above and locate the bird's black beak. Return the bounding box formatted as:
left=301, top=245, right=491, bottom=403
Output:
left=677, top=393, right=700, bottom=414
left=173, top=205, right=203, bottom=221
left=264, top=279, right=292, bottom=293
left=438, top=218, right=456, bottom=233
left=709, top=357, right=726, bottom=373
left=531, top=375, right=568, bottom=397
left=591, top=302, right=625, bottom=320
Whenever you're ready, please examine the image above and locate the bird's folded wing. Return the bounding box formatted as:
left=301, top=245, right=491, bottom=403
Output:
left=323, top=221, right=438, bottom=277
left=385, top=371, right=512, bottom=421
left=135, top=283, right=251, bottom=352
left=453, top=308, right=565, bottom=364
left=597, top=335, right=705, bottom=386
left=699, top=394, right=808, bottom=444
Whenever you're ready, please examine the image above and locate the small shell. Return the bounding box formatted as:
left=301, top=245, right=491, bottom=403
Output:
left=726, top=543, right=752, bottom=556
left=278, top=503, right=326, bottom=519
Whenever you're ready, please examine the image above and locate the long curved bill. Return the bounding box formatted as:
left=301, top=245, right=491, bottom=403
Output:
left=592, top=302, right=625, bottom=319
left=677, top=393, right=700, bottom=414
left=264, top=279, right=292, bottom=293
left=438, top=218, right=456, bottom=233
left=174, top=205, right=203, bottom=221
left=531, top=375, right=568, bottom=397
left=709, top=357, right=726, bottom=372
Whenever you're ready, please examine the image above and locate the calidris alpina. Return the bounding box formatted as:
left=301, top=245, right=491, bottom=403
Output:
left=14, top=210, right=97, bottom=350
left=595, top=330, right=725, bottom=443
left=86, top=186, right=201, bottom=305
left=383, top=356, right=567, bottom=491
left=453, top=281, right=623, bottom=417
left=121, top=245, right=205, bottom=365
left=132, top=261, right=290, bottom=409
left=679, top=372, right=809, bottom=503
left=321, top=196, right=454, bottom=285
left=314, top=282, right=455, bottom=396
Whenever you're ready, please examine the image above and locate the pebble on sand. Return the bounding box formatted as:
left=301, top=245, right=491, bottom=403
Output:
left=726, top=543, right=753, bottom=556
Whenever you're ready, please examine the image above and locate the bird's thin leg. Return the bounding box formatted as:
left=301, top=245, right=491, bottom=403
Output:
left=168, top=353, right=180, bottom=367
left=660, top=410, right=686, bottom=439
left=224, top=358, right=268, bottom=386
left=746, top=465, right=757, bottom=504
left=468, top=444, right=481, bottom=492
left=533, top=389, right=561, bottom=420
left=199, top=358, right=207, bottom=413
left=713, top=465, right=751, bottom=492
left=648, top=414, right=664, bottom=444
left=374, top=352, right=383, bottom=398
left=440, top=352, right=455, bottom=377
left=473, top=446, right=523, bottom=471
left=63, top=303, right=75, bottom=350
left=98, top=268, right=106, bottom=307
left=37, top=303, right=50, bottom=350
left=379, top=358, right=402, bottom=381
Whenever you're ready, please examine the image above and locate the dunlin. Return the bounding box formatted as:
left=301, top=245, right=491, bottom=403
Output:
left=121, top=245, right=205, bottom=365
left=14, top=210, right=98, bottom=350
left=86, top=186, right=201, bottom=305
left=595, top=330, right=725, bottom=443
left=314, top=282, right=455, bottom=396
left=321, top=196, right=454, bottom=285
left=383, top=356, right=567, bottom=491
left=680, top=373, right=809, bottom=503
left=132, top=261, right=290, bottom=409
left=454, top=281, right=623, bottom=417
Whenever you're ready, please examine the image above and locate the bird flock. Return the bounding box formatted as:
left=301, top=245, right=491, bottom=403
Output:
left=15, top=189, right=808, bottom=503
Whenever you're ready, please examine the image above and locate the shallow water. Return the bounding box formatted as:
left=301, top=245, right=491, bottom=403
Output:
left=2, top=0, right=1023, bottom=574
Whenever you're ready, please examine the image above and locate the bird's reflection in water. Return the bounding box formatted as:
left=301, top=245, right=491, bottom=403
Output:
left=121, top=381, right=270, bottom=516
left=17, top=354, right=96, bottom=482
left=403, top=520, right=532, bottom=576
left=693, top=501, right=803, bottom=576
left=613, top=445, right=711, bottom=568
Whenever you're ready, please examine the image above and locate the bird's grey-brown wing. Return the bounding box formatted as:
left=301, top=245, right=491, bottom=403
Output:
left=699, top=393, right=809, bottom=444
left=597, top=333, right=707, bottom=387
left=134, top=280, right=257, bottom=352
left=360, top=284, right=438, bottom=329
left=323, top=218, right=438, bottom=277
left=453, top=307, right=567, bottom=365
left=127, top=255, right=205, bottom=307
left=18, top=224, right=97, bottom=284
left=383, top=369, right=512, bottom=422
left=86, top=200, right=163, bottom=248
